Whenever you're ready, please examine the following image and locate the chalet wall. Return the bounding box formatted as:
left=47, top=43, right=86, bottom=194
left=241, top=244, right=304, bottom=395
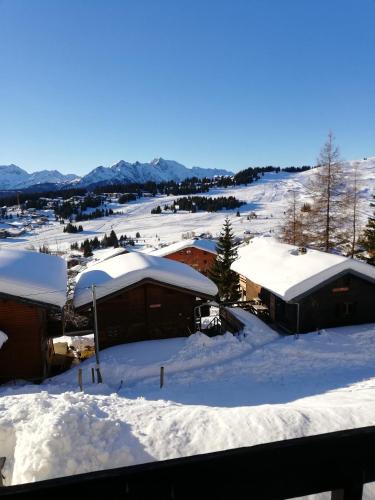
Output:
left=241, top=272, right=375, bottom=334
left=243, top=278, right=261, bottom=300
left=298, top=273, right=375, bottom=333
left=94, top=283, right=197, bottom=348
left=165, top=247, right=216, bottom=276
left=0, top=299, right=49, bottom=382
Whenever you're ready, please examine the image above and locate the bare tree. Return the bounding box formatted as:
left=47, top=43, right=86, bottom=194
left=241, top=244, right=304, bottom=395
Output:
left=308, top=131, right=345, bottom=252
left=343, top=161, right=363, bottom=258
left=279, top=191, right=307, bottom=246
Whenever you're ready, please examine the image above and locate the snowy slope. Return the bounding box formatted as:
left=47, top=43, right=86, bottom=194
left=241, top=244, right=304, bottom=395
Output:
left=0, top=157, right=373, bottom=254
left=1, top=319, right=375, bottom=497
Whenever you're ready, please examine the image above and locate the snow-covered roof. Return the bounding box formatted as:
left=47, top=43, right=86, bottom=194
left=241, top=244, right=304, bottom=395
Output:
left=231, top=237, right=375, bottom=302
left=86, top=247, right=127, bottom=267
left=0, top=248, right=66, bottom=307
left=73, top=252, right=218, bottom=308
left=150, top=238, right=217, bottom=257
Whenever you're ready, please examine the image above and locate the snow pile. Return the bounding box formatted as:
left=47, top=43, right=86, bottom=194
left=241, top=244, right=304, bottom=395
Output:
left=51, top=332, right=253, bottom=391
left=228, top=307, right=279, bottom=347
left=1, top=320, right=375, bottom=492
left=0, top=330, right=8, bottom=349
left=232, top=237, right=375, bottom=301
left=0, top=392, right=149, bottom=484
left=74, top=252, right=218, bottom=308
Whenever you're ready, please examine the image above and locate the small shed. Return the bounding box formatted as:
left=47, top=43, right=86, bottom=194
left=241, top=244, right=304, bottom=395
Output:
left=150, top=238, right=217, bottom=276
left=0, top=249, right=67, bottom=383
left=231, top=238, right=375, bottom=333
left=73, top=252, right=218, bottom=348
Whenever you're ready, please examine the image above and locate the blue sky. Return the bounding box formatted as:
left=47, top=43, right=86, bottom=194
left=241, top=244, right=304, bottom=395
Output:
left=0, top=0, right=374, bottom=175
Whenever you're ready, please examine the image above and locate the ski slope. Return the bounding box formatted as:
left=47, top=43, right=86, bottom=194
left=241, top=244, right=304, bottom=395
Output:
left=1, top=157, right=373, bottom=253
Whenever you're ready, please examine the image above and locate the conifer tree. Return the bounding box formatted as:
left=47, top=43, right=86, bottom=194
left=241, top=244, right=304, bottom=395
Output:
left=82, top=239, right=93, bottom=257
left=209, top=217, right=240, bottom=302
left=108, top=229, right=119, bottom=248
left=362, top=196, right=375, bottom=265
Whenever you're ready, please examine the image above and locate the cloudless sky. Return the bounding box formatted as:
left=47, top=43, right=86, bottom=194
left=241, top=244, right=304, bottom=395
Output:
left=0, top=0, right=374, bottom=174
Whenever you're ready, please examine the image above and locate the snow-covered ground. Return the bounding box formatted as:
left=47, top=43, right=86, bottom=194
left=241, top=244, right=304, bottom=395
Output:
left=0, top=158, right=373, bottom=254
left=1, top=311, right=375, bottom=499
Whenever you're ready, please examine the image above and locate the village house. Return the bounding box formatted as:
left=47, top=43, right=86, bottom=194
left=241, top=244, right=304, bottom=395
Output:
left=73, top=252, right=218, bottom=348
left=231, top=238, right=375, bottom=334
left=150, top=238, right=217, bottom=276
left=0, top=249, right=66, bottom=382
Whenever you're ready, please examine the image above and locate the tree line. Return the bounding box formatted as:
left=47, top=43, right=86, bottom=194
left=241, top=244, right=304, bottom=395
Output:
left=70, top=230, right=141, bottom=257
left=152, top=196, right=245, bottom=214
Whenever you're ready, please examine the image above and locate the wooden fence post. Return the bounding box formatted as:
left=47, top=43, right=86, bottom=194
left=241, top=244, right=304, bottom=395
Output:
left=96, top=367, right=103, bottom=384
left=160, top=366, right=164, bottom=388
left=78, top=368, right=83, bottom=392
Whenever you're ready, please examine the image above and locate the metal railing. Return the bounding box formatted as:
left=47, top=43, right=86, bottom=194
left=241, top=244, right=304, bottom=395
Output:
left=1, top=426, right=375, bottom=499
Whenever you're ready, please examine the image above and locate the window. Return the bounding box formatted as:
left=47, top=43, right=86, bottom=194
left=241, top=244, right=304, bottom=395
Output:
left=335, top=302, right=357, bottom=317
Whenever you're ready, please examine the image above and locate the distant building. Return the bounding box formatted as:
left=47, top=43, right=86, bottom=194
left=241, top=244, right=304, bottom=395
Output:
left=150, top=238, right=217, bottom=276
left=73, top=253, right=217, bottom=347
left=231, top=238, right=375, bottom=333
left=0, top=250, right=66, bottom=383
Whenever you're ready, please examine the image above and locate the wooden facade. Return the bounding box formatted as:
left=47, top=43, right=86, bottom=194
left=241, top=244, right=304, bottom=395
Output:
left=239, top=275, right=261, bottom=301
left=78, top=279, right=209, bottom=349
left=244, top=271, right=375, bottom=333
left=0, top=298, right=55, bottom=383
left=163, top=247, right=216, bottom=276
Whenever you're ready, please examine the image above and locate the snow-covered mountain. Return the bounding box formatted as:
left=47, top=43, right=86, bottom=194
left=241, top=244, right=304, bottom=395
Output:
left=0, top=165, right=80, bottom=190
left=78, top=158, right=233, bottom=186
left=0, top=158, right=233, bottom=190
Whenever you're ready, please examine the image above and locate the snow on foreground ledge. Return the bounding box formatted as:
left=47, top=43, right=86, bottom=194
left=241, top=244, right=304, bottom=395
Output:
left=0, top=330, right=8, bottom=349
left=1, top=323, right=375, bottom=488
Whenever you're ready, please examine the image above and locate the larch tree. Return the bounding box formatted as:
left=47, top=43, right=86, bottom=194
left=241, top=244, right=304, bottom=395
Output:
left=209, top=217, right=241, bottom=302
left=343, top=161, right=363, bottom=258
left=308, top=131, right=345, bottom=252
left=279, top=190, right=308, bottom=246
left=362, top=195, right=375, bottom=265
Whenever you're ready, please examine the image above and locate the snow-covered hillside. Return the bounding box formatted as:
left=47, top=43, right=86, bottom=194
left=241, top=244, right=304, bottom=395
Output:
left=1, top=317, right=375, bottom=499
left=1, top=158, right=373, bottom=254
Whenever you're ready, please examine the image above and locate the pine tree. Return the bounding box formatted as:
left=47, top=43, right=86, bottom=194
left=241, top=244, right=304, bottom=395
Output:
left=108, top=229, right=119, bottom=248
left=82, top=239, right=93, bottom=257
left=209, top=217, right=240, bottom=302
left=362, top=196, right=375, bottom=265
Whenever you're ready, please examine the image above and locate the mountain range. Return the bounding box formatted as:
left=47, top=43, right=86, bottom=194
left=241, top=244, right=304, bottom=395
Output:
left=0, top=158, right=233, bottom=191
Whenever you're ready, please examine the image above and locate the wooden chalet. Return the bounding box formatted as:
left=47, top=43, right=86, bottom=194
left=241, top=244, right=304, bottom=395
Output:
left=73, top=252, right=218, bottom=348
left=150, top=238, right=217, bottom=276
left=0, top=249, right=67, bottom=383
left=231, top=238, right=375, bottom=334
